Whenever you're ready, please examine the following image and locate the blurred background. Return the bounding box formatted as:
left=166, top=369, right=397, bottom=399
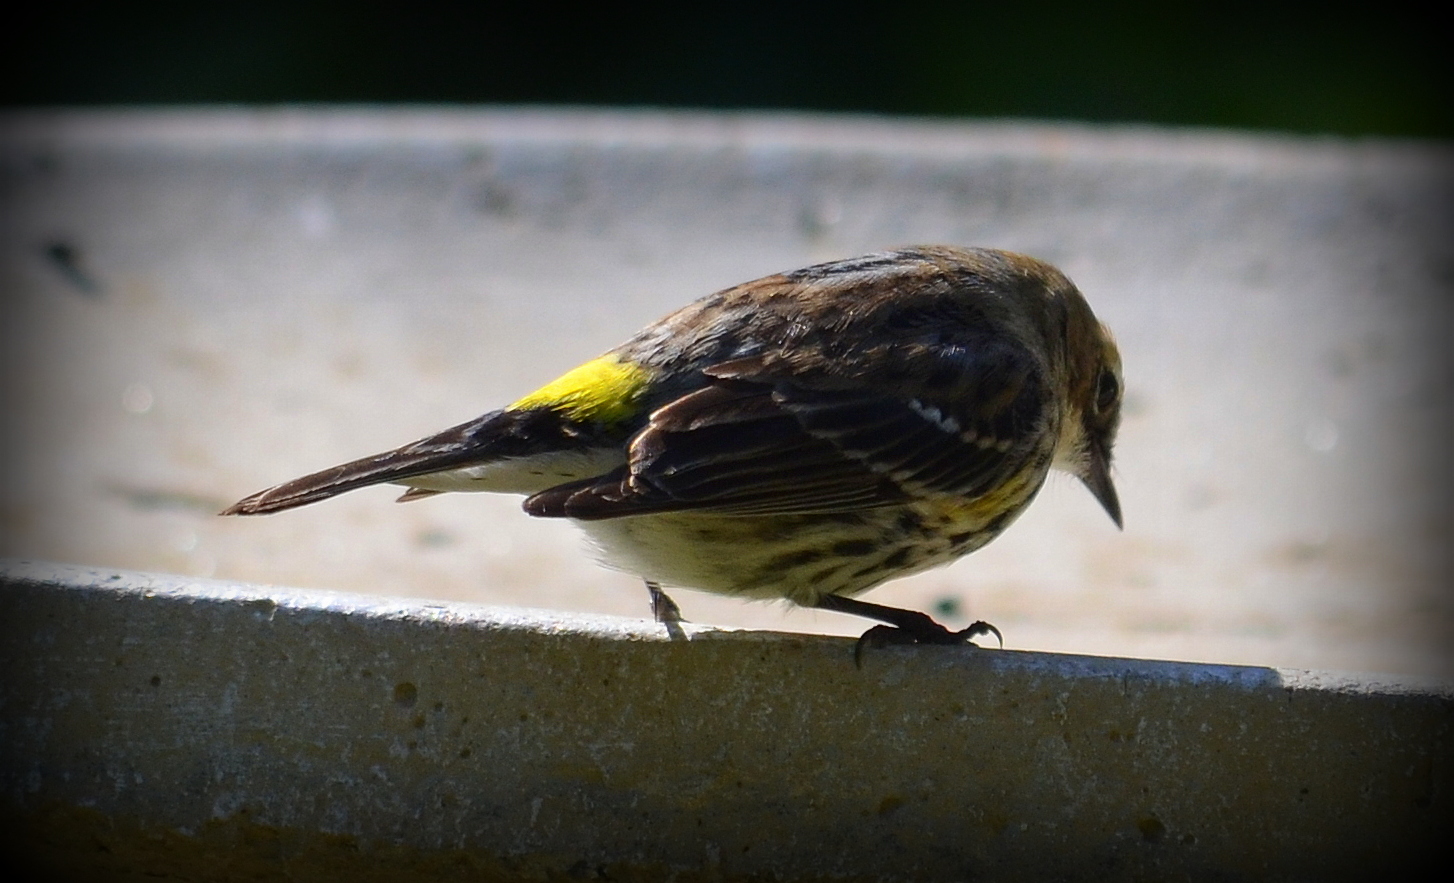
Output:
left=2, top=2, right=1449, bottom=679
left=4, top=1, right=1448, bottom=138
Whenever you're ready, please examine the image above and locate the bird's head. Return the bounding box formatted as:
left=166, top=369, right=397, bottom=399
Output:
left=1058, top=300, right=1123, bottom=528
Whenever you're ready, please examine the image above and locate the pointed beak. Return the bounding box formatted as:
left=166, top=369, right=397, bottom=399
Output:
left=1080, top=442, right=1122, bottom=529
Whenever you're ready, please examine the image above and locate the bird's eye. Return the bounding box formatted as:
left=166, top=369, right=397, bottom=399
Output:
left=1095, top=368, right=1120, bottom=413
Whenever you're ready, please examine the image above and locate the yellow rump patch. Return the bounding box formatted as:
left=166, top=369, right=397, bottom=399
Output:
left=509, top=355, right=653, bottom=424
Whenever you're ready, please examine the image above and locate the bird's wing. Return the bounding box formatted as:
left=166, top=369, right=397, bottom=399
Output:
left=524, top=349, right=1046, bottom=520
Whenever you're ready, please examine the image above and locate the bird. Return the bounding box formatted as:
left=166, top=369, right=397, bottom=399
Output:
left=223, top=245, right=1123, bottom=661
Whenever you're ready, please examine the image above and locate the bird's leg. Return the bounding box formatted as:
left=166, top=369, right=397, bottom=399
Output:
left=645, top=580, right=684, bottom=624
left=812, top=594, right=1002, bottom=667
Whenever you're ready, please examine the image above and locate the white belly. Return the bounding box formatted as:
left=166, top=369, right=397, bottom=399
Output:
left=395, top=448, right=626, bottom=496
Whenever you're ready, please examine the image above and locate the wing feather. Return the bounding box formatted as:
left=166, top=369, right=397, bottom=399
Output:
left=525, top=346, right=1045, bottom=521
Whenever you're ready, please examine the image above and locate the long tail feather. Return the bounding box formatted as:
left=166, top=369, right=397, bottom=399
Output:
left=222, top=446, right=477, bottom=515
left=222, top=411, right=512, bottom=516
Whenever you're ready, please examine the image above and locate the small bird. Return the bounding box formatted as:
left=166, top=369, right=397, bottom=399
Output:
left=224, top=246, right=1123, bottom=659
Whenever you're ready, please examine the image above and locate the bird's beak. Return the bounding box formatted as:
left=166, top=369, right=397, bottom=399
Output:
left=1080, top=441, right=1122, bottom=529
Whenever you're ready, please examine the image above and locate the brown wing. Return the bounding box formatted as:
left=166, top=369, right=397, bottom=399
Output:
left=524, top=350, right=1046, bottom=520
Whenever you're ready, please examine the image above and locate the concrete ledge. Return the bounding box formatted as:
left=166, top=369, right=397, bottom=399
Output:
left=2, top=561, right=1449, bottom=880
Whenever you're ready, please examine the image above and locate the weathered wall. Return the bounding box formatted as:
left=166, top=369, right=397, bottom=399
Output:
left=3, top=562, right=1449, bottom=880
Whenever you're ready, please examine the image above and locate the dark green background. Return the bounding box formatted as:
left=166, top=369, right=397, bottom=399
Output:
left=5, top=2, right=1448, bottom=139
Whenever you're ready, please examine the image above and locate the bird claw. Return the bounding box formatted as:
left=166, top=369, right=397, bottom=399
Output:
left=853, top=618, right=1003, bottom=668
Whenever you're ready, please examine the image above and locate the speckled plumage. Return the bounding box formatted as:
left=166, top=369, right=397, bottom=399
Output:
left=225, top=246, right=1123, bottom=653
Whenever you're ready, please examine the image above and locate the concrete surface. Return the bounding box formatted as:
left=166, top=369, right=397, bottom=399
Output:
left=3, top=560, right=1449, bottom=880
left=0, top=108, right=1451, bottom=681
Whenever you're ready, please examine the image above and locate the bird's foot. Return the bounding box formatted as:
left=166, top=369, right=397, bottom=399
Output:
left=853, top=617, right=1002, bottom=668
left=645, top=581, right=685, bottom=625
left=811, top=593, right=1001, bottom=667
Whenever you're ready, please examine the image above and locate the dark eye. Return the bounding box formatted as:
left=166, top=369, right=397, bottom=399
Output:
left=1095, top=368, right=1120, bottom=413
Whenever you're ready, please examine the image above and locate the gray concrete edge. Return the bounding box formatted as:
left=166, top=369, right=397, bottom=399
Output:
left=3, top=559, right=1450, bottom=881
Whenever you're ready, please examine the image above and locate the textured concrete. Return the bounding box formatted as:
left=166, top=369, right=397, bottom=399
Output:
left=0, top=108, right=1450, bottom=678
left=3, top=560, right=1449, bottom=880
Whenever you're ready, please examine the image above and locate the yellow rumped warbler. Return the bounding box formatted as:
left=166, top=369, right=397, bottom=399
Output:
left=224, top=246, right=1123, bottom=659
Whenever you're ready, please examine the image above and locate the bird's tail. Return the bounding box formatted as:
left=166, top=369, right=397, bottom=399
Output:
left=221, top=413, right=506, bottom=516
